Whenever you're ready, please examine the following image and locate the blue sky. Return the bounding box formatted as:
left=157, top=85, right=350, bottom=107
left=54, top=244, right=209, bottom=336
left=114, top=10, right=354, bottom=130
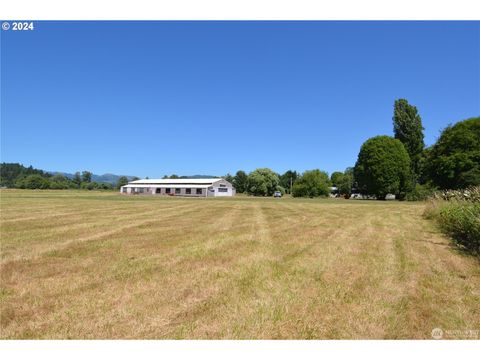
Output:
left=1, top=21, right=479, bottom=178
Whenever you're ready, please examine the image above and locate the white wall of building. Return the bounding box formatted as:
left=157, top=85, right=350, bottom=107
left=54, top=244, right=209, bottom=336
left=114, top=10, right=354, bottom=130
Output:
left=120, top=178, right=235, bottom=197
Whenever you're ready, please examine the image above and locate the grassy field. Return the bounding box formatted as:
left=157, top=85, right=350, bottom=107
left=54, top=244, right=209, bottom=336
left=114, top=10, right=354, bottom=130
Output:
left=1, top=190, right=479, bottom=339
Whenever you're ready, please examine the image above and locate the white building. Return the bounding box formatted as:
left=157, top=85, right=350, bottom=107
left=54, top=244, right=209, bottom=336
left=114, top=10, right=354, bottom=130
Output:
left=120, top=178, right=235, bottom=197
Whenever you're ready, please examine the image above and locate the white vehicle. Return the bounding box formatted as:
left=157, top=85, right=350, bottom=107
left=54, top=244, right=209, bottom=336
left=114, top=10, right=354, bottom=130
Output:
left=274, top=191, right=282, bottom=198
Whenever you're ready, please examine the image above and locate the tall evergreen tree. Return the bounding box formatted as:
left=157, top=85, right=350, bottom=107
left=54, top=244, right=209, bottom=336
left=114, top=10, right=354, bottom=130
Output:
left=393, top=99, right=425, bottom=179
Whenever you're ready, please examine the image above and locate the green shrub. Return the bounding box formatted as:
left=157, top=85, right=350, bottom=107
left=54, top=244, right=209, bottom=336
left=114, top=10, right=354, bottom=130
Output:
left=437, top=202, right=480, bottom=255
left=406, top=183, right=437, bottom=201
left=292, top=169, right=330, bottom=198
left=15, top=174, right=50, bottom=189
left=424, top=186, right=480, bottom=255
left=292, top=183, right=309, bottom=197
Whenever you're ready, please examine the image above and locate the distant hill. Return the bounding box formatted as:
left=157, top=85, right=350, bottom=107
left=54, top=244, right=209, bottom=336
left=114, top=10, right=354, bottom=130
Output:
left=1, top=162, right=219, bottom=187
left=49, top=171, right=137, bottom=184
left=48, top=172, right=220, bottom=183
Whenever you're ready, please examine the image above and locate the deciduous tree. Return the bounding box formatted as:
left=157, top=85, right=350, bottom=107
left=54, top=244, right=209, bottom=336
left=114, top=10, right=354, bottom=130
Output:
left=292, top=169, right=330, bottom=198
left=81, top=171, right=92, bottom=183
left=424, top=117, right=480, bottom=189
left=247, top=168, right=280, bottom=196
left=233, top=170, right=248, bottom=193
left=354, top=136, right=411, bottom=199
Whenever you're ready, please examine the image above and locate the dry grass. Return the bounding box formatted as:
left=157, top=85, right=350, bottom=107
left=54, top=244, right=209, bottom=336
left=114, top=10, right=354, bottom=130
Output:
left=1, top=190, right=479, bottom=339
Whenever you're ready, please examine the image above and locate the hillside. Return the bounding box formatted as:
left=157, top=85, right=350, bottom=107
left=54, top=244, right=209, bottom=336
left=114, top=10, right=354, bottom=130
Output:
left=48, top=171, right=138, bottom=184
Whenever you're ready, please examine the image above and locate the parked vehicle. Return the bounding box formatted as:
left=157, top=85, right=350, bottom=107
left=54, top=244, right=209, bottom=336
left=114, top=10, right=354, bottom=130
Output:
left=274, top=191, right=282, bottom=198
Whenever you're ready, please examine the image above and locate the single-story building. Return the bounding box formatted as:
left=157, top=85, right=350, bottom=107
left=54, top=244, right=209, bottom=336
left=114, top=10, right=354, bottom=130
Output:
left=120, top=178, right=235, bottom=197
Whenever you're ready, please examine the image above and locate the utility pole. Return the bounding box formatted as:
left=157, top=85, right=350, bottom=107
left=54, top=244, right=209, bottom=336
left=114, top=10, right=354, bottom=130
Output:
left=290, top=177, right=293, bottom=195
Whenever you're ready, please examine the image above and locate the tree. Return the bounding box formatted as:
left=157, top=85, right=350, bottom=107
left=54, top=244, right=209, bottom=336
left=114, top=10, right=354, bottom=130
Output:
left=354, top=136, right=412, bottom=199
left=81, top=171, right=92, bottom=183
left=279, top=170, right=298, bottom=194
left=49, top=174, right=70, bottom=189
left=330, top=171, right=344, bottom=187
left=424, top=117, right=480, bottom=189
left=232, top=170, right=248, bottom=193
left=117, top=176, right=129, bottom=189
left=247, top=168, right=280, bottom=196
left=292, top=169, right=330, bottom=198
left=81, top=182, right=96, bottom=190
left=0, top=163, right=50, bottom=187
left=73, top=172, right=82, bottom=187
left=16, top=174, right=50, bottom=189
left=100, top=183, right=114, bottom=190
left=393, top=99, right=425, bottom=179
left=224, top=173, right=234, bottom=184
left=337, top=167, right=354, bottom=197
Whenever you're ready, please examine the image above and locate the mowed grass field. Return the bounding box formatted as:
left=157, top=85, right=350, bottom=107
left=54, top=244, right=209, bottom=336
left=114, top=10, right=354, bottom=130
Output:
left=1, top=190, right=479, bottom=339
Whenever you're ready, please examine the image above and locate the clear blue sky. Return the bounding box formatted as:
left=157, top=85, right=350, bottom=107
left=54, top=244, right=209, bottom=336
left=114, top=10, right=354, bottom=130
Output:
left=1, top=21, right=479, bottom=178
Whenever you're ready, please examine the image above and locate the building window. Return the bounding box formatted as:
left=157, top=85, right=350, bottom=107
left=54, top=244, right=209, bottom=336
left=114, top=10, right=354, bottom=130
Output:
left=175, top=188, right=181, bottom=194
left=122, top=187, right=127, bottom=193
left=139, top=188, right=144, bottom=193
left=219, top=184, right=227, bottom=187
left=155, top=188, right=161, bottom=194
left=186, top=188, right=191, bottom=194
left=218, top=188, right=228, bottom=192
left=196, top=188, right=203, bottom=195
left=165, top=188, right=171, bottom=194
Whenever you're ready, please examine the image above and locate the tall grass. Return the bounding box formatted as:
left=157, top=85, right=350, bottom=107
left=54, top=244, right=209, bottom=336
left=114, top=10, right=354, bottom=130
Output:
left=424, top=187, right=480, bottom=255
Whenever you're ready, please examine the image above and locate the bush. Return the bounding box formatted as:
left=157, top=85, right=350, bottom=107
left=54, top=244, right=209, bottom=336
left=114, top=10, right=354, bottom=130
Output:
left=292, top=169, right=330, bottom=198
left=291, top=183, right=309, bottom=197
left=438, top=202, right=480, bottom=254
left=15, top=174, right=50, bottom=189
left=433, top=186, right=480, bottom=202
left=424, top=186, right=480, bottom=255
left=406, top=183, right=437, bottom=201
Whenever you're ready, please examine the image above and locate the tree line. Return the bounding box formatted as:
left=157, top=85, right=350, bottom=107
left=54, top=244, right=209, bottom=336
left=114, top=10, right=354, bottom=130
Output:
left=224, top=99, right=479, bottom=199
left=1, top=99, right=478, bottom=199
left=222, top=167, right=352, bottom=198
left=0, top=164, right=137, bottom=190
left=353, top=100, right=479, bottom=200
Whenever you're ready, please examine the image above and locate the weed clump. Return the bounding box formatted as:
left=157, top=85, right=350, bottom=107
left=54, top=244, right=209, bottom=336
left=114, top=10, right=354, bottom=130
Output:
left=424, top=187, right=480, bottom=255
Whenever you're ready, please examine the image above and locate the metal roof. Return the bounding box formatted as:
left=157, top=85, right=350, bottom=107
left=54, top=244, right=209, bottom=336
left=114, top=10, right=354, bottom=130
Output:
left=122, top=184, right=211, bottom=189
left=127, top=178, right=227, bottom=185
